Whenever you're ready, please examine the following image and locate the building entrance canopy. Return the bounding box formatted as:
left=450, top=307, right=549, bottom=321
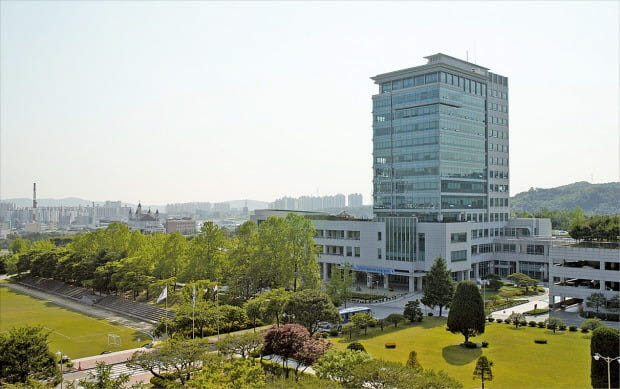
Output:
left=353, top=265, right=395, bottom=275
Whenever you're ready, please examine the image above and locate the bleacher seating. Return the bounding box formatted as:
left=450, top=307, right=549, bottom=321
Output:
left=16, top=275, right=174, bottom=324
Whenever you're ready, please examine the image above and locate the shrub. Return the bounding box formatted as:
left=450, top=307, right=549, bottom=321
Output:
left=529, top=321, right=537, bottom=327
left=534, top=339, right=547, bottom=344
left=503, top=319, right=511, bottom=324
left=591, top=326, right=620, bottom=389
left=385, top=343, right=396, bottom=349
left=320, top=332, right=329, bottom=338
left=537, top=322, right=545, bottom=328
left=428, top=312, right=434, bottom=317
left=464, top=341, right=477, bottom=349
left=368, top=320, right=377, bottom=328
left=495, top=319, right=503, bottom=323
left=559, top=325, right=567, bottom=331
left=581, top=318, right=604, bottom=332
left=487, top=317, right=495, bottom=322
left=481, top=341, right=489, bottom=348
left=329, top=328, right=339, bottom=337
left=569, top=325, right=578, bottom=332
left=520, top=321, right=528, bottom=327
left=347, top=342, right=366, bottom=352
left=581, top=328, right=589, bottom=333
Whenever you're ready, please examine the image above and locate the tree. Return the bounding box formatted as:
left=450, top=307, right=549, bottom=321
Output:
left=384, top=313, right=405, bottom=328
left=78, top=361, right=129, bottom=389
left=406, top=350, right=423, bottom=372
left=188, top=354, right=266, bottom=389
left=507, top=312, right=526, bottom=328
left=350, top=359, right=417, bottom=389
left=403, top=300, right=424, bottom=323
left=244, top=298, right=265, bottom=332
left=581, top=318, right=604, bottom=332
left=447, top=281, right=485, bottom=343
left=591, top=326, right=620, bottom=389
left=284, top=289, right=339, bottom=334
left=216, top=332, right=263, bottom=359
left=219, top=305, right=248, bottom=333
left=261, top=288, right=292, bottom=327
left=285, top=213, right=320, bottom=292
left=0, top=326, right=59, bottom=385
left=607, top=295, right=620, bottom=310
left=183, top=222, right=228, bottom=282
left=482, top=273, right=503, bottom=291
left=507, top=273, right=538, bottom=293
left=314, top=349, right=372, bottom=386
left=227, top=221, right=260, bottom=300
left=351, top=313, right=374, bottom=335
left=421, top=257, right=455, bottom=316
left=292, top=337, right=331, bottom=378
left=342, top=322, right=359, bottom=340
left=127, top=338, right=211, bottom=386
left=262, top=324, right=310, bottom=377
left=586, top=293, right=608, bottom=314
left=326, top=263, right=355, bottom=307
left=9, top=238, right=31, bottom=254
left=544, top=317, right=565, bottom=334
left=472, top=356, right=493, bottom=389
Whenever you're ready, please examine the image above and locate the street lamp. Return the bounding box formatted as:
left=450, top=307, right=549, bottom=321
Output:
left=592, top=353, right=620, bottom=389
left=56, top=351, right=68, bottom=389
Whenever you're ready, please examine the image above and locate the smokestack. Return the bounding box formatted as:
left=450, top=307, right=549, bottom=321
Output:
left=32, top=183, right=37, bottom=222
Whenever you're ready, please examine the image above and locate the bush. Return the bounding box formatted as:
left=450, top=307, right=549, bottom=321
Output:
left=534, top=339, right=548, bottom=344
left=520, top=321, right=528, bottom=327
left=496, top=319, right=503, bottom=323
left=559, top=325, right=567, bottom=331
left=481, top=341, right=489, bottom=348
left=503, top=319, right=511, bottom=324
left=385, top=343, right=396, bottom=349
left=523, top=308, right=550, bottom=315
left=320, top=332, right=329, bottom=338
left=591, top=326, right=620, bottom=389
left=368, top=320, right=377, bottom=328
left=464, top=341, right=477, bottom=349
left=581, top=328, right=589, bottom=333
left=569, top=325, right=578, bottom=332
left=428, top=312, right=434, bottom=317
left=529, top=321, right=537, bottom=327
left=347, top=342, right=366, bottom=352
left=329, top=328, right=339, bottom=337
left=487, top=317, right=495, bottom=322
left=537, top=322, right=545, bottom=328
left=581, top=318, right=604, bottom=332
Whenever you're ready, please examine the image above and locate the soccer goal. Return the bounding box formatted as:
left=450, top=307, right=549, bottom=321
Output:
left=107, top=333, right=122, bottom=348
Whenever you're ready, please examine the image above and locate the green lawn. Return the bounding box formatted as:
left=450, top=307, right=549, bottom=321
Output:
left=332, top=318, right=591, bottom=389
left=0, top=286, right=145, bottom=359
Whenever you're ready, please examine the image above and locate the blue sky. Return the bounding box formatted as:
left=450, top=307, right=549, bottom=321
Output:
left=1, top=1, right=618, bottom=204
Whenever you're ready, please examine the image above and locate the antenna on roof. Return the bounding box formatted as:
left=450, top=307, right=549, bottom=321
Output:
left=474, top=41, right=477, bottom=64
left=466, top=50, right=469, bottom=62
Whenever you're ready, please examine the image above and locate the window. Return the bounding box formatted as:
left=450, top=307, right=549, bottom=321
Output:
left=346, top=246, right=352, bottom=257
left=378, top=231, right=382, bottom=241
left=526, top=245, right=545, bottom=255
left=450, top=250, right=467, bottom=262
left=354, top=247, right=360, bottom=257
left=378, top=248, right=382, bottom=259
left=451, top=232, right=467, bottom=243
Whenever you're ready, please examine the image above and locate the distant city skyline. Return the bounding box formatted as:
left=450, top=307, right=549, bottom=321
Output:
left=1, top=2, right=618, bottom=204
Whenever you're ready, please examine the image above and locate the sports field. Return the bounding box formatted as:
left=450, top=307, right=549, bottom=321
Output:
left=0, top=286, right=145, bottom=359
left=332, top=317, right=591, bottom=389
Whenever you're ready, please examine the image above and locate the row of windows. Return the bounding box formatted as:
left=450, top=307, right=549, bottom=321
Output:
left=451, top=232, right=467, bottom=243
left=315, top=230, right=360, bottom=240
left=451, top=250, right=468, bottom=262
left=441, top=120, right=485, bottom=137
left=442, top=180, right=486, bottom=193
left=490, top=212, right=509, bottom=222
left=380, top=72, right=440, bottom=93
left=442, top=196, right=487, bottom=209
left=527, top=245, right=545, bottom=255
left=395, top=181, right=439, bottom=192
left=489, top=170, right=509, bottom=179
left=489, top=116, right=508, bottom=126
left=394, top=166, right=439, bottom=178
left=374, top=120, right=438, bottom=136
left=489, top=143, right=509, bottom=153
left=375, top=150, right=439, bottom=165
left=489, top=102, right=508, bottom=113
left=374, top=135, right=439, bottom=150
left=489, top=129, right=508, bottom=139
left=489, top=184, right=509, bottom=192
left=395, top=104, right=439, bottom=120
left=489, top=156, right=509, bottom=166
left=488, top=73, right=508, bottom=86
left=441, top=72, right=486, bottom=97
left=489, top=198, right=509, bottom=207
left=489, top=89, right=507, bottom=100
left=439, top=88, right=486, bottom=110
left=373, top=196, right=439, bottom=210
left=392, top=88, right=439, bottom=106
left=440, top=166, right=486, bottom=180
left=439, top=103, right=486, bottom=123
left=442, top=151, right=486, bottom=164
left=441, top=135, right=486, bottom=149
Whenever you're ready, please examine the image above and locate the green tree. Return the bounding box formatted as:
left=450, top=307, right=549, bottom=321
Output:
left=507, top=272, right=538, bottom=293
left=507, top=312, right=526, bottom=328
left=350, top=359, right=417, bottom=389
left=285, top=213, right=320, bottom=292
left=447, top=281, right=486, bottom=343
left=421, top=257, right=455, bottom=316
left=351, top=313, right=374, bottom=335
left=326, top=263, right=354, bottom=307
left=342, top=322, right=359, bottom=340
left=217, top=332, right=263, bottom=359
left=188, top=354, right=265, bottom=389
left=544, top=317, right=565, bottom=334
left=183, top=222, right=228, bottom=282
left=586, top=293, right=608, bottom=314
left=244, top=297, right=266, bottom=332
left=155, top=232, right=188, bottom=281
left=472, top=356, right=493, bottom=389
left=219, top=305, right=248, bottom=333
left=261, top=288, right=292, bottom=327
left=227, top=221, right=260, bottom=300
left=9, top=238, right=31, bottom=254
left=590, top=326, right=619, bottom=389
left=78, top=361, right=129, bottom=389
left=314, top=349, right=371, bottom=386
left=406, top=350, right=423, bottom=372
left=403, top=300, right=424, bottom=323
left=256, top=217, right=293, bottom=289
left=581, top=318, right=604, bottom=332
left=384, top=313, right=405, bottom=328
left=284, top=289, right=339, bottom=334
left=0, top=326, right=59, bottom=385
left=482, top=273, right=503, bottom=291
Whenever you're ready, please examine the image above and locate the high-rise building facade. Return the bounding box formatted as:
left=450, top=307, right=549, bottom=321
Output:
left=372, top=53, right=509, bottom=224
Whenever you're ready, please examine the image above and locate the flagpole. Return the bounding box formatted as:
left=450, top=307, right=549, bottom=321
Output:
left=192, top=285, right=195, bottom=340
left=165, top=283, right=168, bottom=338
left=216, top=284, right=220, bottom=341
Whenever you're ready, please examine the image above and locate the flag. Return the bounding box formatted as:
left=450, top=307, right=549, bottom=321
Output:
left=156, top=286, right=168, bottom=303
left=213, top=284, right=218, bottom=293
left=192, top=285, right=196, bottom=307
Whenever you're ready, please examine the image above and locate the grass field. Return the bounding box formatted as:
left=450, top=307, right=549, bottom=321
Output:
left=0, top=286, right=145, bottom=359
left=332, top=317, right=591, bottom=389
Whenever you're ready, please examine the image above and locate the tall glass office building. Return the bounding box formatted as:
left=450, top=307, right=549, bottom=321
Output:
left=372, top=53, right=510, bottom=224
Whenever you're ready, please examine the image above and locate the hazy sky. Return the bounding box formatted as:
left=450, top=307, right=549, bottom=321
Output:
left=1, top=1, right=618, bottom=205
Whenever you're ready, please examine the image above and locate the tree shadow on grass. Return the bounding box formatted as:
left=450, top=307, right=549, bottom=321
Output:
left=441, top=344, right=481, bottom=366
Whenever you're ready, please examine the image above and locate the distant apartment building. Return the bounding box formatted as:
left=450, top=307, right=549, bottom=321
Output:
left=271, top=193, right=357, bottom=211
left=348, top=193, right=363, bottom=207
left=166, top=217, right=197, bottom=235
